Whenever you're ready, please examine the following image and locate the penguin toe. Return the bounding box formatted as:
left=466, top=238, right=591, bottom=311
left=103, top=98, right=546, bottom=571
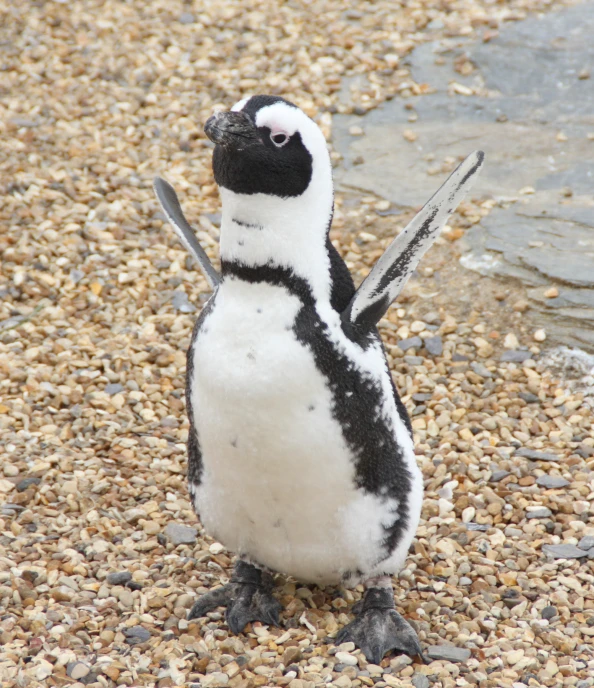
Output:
left=336, top=608, right=424, bottom=663
left=226, top=585, right=282, bottom=634
left=187, top=583, right=233, bottom=620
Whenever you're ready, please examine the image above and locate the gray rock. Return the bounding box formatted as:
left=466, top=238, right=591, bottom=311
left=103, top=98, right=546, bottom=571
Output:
left=171, top=290, right=196, bottom=313
left=424, top=336, right=443, bottom=357
left=404, top=355, right=424, bottom=366
left=470, top=362, right=493, bottom=378
left=578, top=536, right=594, bottom=551
left=500, top=350, right=533, bottom=363
left=165, top=522, right=198, bottom=546
left=466, top=522, right=488, bottom=531
left=536, top=475, right=570, bottom=489
left=412, top=674, right=431, bottom=688
left=490, top=470, right=510, bottom=482
left=516, top=448, right=559, bottom=462
left=519, top=392, right=540, bottom=403
left=16, top=477, right=41, bottom=492
left=179, top=12, right=195, bottom=23
left=541, top=605, right=557, bottom=620
left=123, top=626, right=151, bottom=645
left=69, top=269, right=84, bottom=284
left=542, top=544, right=589, bottom=559
left=526, top=507, right=553, bottom=519
left=397, top=336, right=422, bottom=351
left=106, top=571, right=132, bottom=586
left=104, top=383, right=124, bottom=395
left=459, top=577, right=472, bottom=585
left=577, top=680, right=594, bottom=688
left=426, top=645, right=471, bottom=663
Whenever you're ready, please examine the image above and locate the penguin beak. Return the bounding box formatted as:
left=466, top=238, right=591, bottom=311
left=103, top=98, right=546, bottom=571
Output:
left=204, top=111, right=259, bottom=146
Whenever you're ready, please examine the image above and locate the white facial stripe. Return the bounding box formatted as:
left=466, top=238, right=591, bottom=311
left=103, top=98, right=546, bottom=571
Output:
left=231, top=97, right=249, bottom=112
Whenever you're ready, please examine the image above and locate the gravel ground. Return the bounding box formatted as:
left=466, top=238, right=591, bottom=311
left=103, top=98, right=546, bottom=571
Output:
left=1, top=1, right=593, bottom=687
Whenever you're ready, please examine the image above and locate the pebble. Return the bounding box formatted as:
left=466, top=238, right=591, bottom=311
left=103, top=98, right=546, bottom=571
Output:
left=541, top=605, right=557, bottom=620
left=404, top=355, right=424, bottom=366
left=500, top=350, right=532, bottom=362
left=536, top=475, right=569, bottom=489
left=578, top=536, right=594, bottom=550
left=123, top=626, right=151, bottom=645
left=503, top=332, right=519, bottom=349
left=171, top=290, right=197, bottom=313
left=335, top=652, right=358, bottom=666
left=533, top=328, right=546, bottom=341
left=412, top=675, right=430, bottom=688
left=490, top=470, right=511, bottom=482
left=397, top=336, right=422, bottom=351
left=542, top=544, right=589, bottom=559
left=16, top=477, right=41, bottom=492
left=66, top=663, right=90, bottom=680
left=106, top=571, right=132, bottom=585
left=424, top=335, right=443, bottom=356
left=515, top=448, right=559, bottom=462
left=525, top=507, right=552, bottom=519
left=544, top=286, right=559, bottom=298
left=105, top=383, right=125, bottom=395
left=164, top=522, right=198, bottom=545
left=426, top=645, right=471, bottom=662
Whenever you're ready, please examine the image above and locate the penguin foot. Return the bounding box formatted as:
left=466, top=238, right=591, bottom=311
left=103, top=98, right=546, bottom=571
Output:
left=336, top=585, right=427, bottom=664
left=188, top=560, right=282, bottom=634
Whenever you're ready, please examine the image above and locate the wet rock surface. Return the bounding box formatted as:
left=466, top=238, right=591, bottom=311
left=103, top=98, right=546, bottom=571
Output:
left=333, top=2, right=594, bottom=351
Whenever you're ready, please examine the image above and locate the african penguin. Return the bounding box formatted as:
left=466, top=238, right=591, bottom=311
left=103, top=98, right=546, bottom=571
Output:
left=154, top=94, right=484, bottom=663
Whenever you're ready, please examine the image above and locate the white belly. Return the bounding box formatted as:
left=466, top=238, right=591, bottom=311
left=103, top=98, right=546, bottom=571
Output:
left=190, top=279, right=418, bottom=585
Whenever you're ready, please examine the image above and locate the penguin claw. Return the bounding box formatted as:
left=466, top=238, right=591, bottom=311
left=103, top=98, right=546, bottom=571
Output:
left=188, top=583, right=233, bottom=620
left=336, top=608, right=424, bottom=664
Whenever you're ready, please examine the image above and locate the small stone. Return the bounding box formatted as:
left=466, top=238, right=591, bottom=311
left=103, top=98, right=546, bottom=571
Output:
left=500, top=350, right=532, bottom=363
left=209, top=542, right=225, bottom=555
left=404, top=355, right=424, bottom=366
left=105, top=383, right=124, bottom=395
left=333, top=676, right=352, bottom=688
left=503, top=333, right=519, bottom=349
left=578, top=536, right=594, bottom=551
left=412, top=675, right=430, bottom=688
left=490, top=470, right=510, bottom=482
left=67, top=662, right=90, bottom=680
left=426, top=645, right=471, bottom=662
left=536, top=475, right=569, bottom=489
left=179, top=12, right=195, bottom=24
left=424, top=336, right=443, bottom=356
left=16, top=477, right=41, bottom=492
left=202, top=672, right=229, bottom=687
left=519, top=392, right=540, bottom=403
left=0, top=479, right=15, bottom=493
left=403, top=129, right=418, bottom=142
left=544, top=286, right=559, bottom=298
left=533, top=329, right=546, bottom=342
left=335, top=651, right=358, bottom=666
left=165, top=522, right=198, bottom=545
left=410, top=320, right=426, bottom=333
left=515, top=448, right=558, bottom=462
left=349, top=125, right=364, bottom=136
left=397, top=336, right=422, bottom=351
left=283, top=646, right=302, bottom=665
left=106, top=571, right=132, bottom=586
left=525, top=507, right=552, bottom=519
left=171, top=291, right=196, bottom=313
left=470, top=362, right=492, bottom=378
left=542, top=544, right=589, bottom=559
left=541, top=605, right=557, bottom=619
left=123, top=626, right=151, bottom=645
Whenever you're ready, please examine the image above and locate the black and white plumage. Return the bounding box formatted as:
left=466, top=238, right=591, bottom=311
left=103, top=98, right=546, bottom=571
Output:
left=155, top=95, right=484, bottom=663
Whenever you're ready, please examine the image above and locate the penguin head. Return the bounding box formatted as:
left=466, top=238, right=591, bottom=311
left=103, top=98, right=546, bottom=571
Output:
left=204, top=95, right=332, bottom=201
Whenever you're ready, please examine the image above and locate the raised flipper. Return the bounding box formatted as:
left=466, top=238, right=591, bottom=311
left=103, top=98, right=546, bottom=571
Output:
left=343, top=151, right=485, bottom=330
left=153, top=177, right=220, bottom=289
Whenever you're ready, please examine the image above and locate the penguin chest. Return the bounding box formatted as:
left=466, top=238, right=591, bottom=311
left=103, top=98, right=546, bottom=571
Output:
left=189, top=280, right=390, bottom=583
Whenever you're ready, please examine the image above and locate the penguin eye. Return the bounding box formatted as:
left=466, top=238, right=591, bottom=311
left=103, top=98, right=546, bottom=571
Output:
left=270, top=132, right=289, bottom=147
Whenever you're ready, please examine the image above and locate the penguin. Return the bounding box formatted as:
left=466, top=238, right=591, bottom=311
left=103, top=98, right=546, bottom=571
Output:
left=154, top=94, right=484, bottom=663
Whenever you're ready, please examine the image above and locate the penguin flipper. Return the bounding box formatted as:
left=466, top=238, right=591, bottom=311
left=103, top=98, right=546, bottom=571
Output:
left=343, top=150, right=485, bottom=330
left=153, top=177, right=220, bottom=289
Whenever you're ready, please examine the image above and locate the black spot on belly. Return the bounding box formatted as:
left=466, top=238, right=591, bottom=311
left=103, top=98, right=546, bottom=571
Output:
left=273, top=519, right=282, bottom=528
left=308, top=404, right=315, bottom=411
left=257, top=308, right=263, bottom=314
left=230, top=437, right=238, bottom=448
left=247, top=352, right=256, bottom=360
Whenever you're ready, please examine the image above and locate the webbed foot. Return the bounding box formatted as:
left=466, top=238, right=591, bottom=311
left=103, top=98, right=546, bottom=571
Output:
left=336, top=585, right=427, bottom=664
left=188, top=560, right=282, bottom=634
